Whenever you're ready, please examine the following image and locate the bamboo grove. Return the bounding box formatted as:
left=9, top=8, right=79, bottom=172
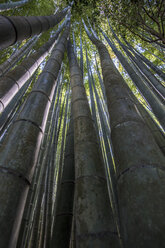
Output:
left=0, top=1, right=164, bottom=248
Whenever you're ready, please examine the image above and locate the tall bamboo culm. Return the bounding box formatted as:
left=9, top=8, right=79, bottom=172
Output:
left=67, top=39, right=121, bottom=248
left=50, top=110, right=75, bottom=247
left=84, top=21, right=165, bottom=248
left=0, top=6, right=69, bottom=50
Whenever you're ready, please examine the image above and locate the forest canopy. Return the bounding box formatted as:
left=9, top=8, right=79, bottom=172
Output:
left=65, top=0, right=165, bottom=46
left=2, top=0, right=165, bottom=47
